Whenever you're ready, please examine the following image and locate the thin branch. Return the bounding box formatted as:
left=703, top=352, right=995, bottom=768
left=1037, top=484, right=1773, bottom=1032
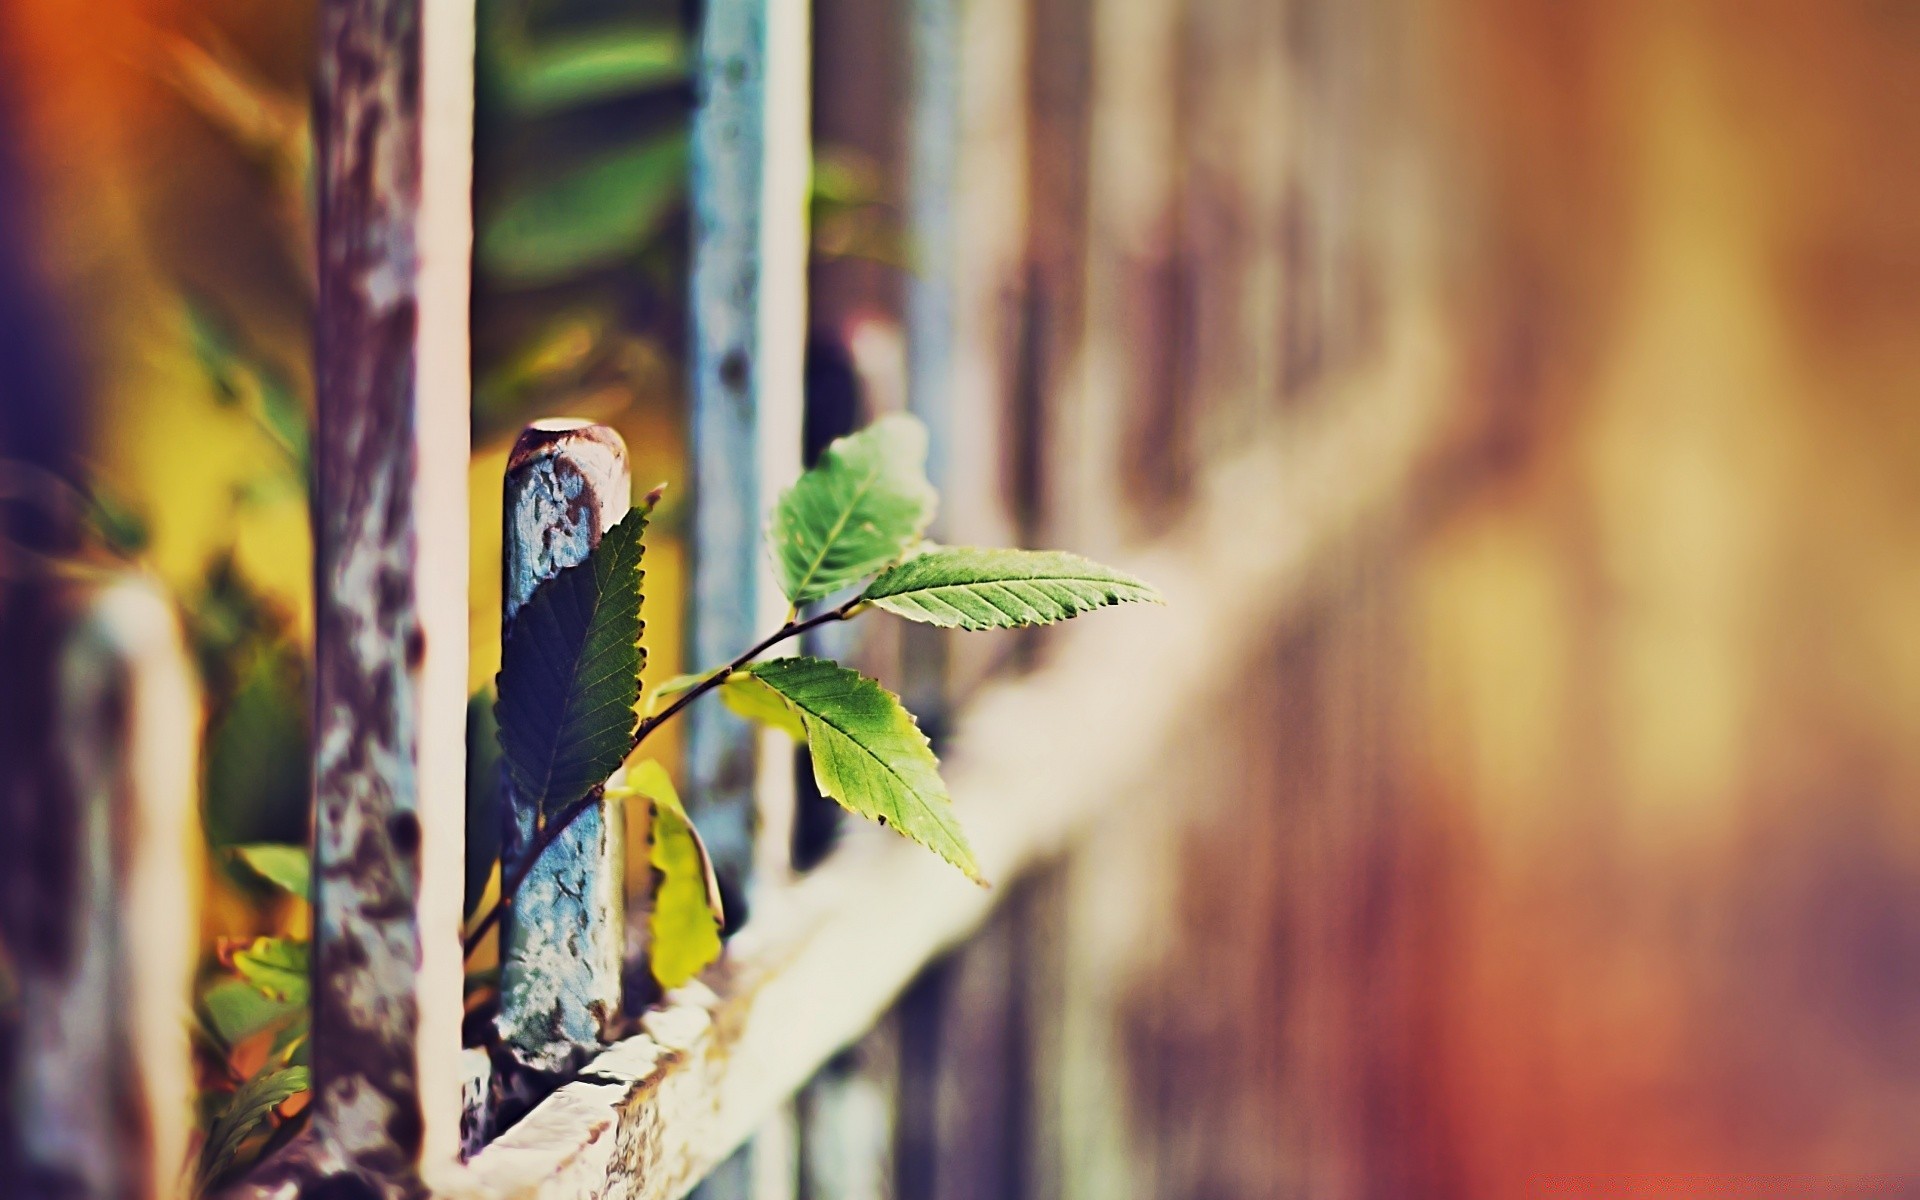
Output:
left=462, top=595, right=861, bottom=959
left=633, top=597, right=857, bottom=747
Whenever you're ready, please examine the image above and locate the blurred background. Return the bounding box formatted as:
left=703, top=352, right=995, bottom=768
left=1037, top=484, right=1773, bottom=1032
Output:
left=1, top=0, right=1917, bottom=1196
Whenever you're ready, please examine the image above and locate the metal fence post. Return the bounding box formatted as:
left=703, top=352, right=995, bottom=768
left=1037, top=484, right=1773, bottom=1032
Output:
left=1, top=574, right=201, bottom=1200
left=685, top=0, right=810, bottom=927
left=308, top=0, right=472, bottom=1190
left=495, top=422, right=632, bottom=1076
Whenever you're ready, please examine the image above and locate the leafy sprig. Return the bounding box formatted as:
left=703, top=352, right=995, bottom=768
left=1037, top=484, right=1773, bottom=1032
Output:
left=468, top=414, right=1161, bottom=987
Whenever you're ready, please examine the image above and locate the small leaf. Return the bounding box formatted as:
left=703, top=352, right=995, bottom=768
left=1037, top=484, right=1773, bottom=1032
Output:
left=228, top=844, right=309, bottom=902
left=200, top=977, right=299, bottom=1049
left=618, top=762, right=723, bottom=990
left=499, top=24, right=687, bottom=114
left=770, top=415, right=937, bottom=604
left=718, top=671, right=807, bottom=741
left=495, top=508, right=647, bottom=824
left=644, top=671, right=708, bottom=716
left=744, top=657, right=982, bottom=883
left=232, top=937, right=308, bottom=1006
left=268, top=1016, right=309, bottom=1067
left=479, top=134, right=688, bottom=284
left=861, top=547, right=1162, bottom=631
left=464, top=691, right=503, bottom=918
left=196, top=1065, right=310, bottom=1191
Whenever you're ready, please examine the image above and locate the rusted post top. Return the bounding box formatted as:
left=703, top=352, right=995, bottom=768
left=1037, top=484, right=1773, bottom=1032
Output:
left=503, top=420, right=630, bottom=620
left=496, top=421, right=631, bottom=1077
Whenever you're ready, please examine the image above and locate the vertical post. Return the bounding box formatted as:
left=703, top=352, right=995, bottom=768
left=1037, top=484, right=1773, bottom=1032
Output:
left=1, top=575, right=201, bottom=1200
left=310, top=0, right=472, bottom=1190
left=496, top=422, right=630, bottom=1074
left=905, top=0, right=959, bottom=499
left=941, top=0, right=1031, bottom=700
left=686, top=0, right=809, bottom=920
left=901, top=0, right=961, bottom=730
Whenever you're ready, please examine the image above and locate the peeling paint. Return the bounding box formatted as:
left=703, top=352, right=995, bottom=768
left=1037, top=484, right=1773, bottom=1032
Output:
left=496, top=425, right=632, bottom=1079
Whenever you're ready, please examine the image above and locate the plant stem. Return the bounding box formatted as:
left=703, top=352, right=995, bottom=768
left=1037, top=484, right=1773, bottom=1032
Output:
left=462, top=596, right=861, bottom=959
left=633, top=597, right=857, bottom=746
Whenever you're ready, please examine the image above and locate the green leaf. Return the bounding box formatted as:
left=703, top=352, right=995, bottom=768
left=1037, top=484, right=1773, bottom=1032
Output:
left=770, top=415, right=937, bottom=604
left=743, top=657, right=982, bottom=883
left=619, top=761, right=724, bottom=990
left=495, top=509, right=647, bottom=824
left=199, top=977, right=299, bottom=1048
left=268, top=1016, right=309, bottom=1068
left=228, top=844, right=309, bottom=902
left=232, top=937, right=308, bottom=1006
left=718, top=671, right=807, bottom=742
left=861, top=547, right=1162, bottom=631
left=465, top=691, right=503, bottom=918
left=645, top=669, right=807, bottom=740
left=644, top=671, right=708, bottom=716
left=202, top=648, right=309, bottom=847
left=479, top=133, right=687, bottom=285
left=196, top=1065, right=310, bottom=1191
left=500, top=24, right=687, bottom=114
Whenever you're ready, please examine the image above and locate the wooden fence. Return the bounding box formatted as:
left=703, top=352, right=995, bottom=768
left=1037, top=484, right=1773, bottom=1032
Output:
left=0, top=0, right=1452, bottom=1195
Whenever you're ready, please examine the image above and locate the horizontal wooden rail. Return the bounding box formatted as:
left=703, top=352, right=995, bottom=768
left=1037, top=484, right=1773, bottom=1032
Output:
left=450, top=318, right=1452, bottom=1200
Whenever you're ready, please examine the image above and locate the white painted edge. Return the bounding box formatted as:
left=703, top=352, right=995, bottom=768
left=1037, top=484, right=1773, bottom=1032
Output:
left=416, top=0, right=476, bottom=1182
left=750, top=0, right=813, bottom=893
left=448, top=319, right=1451, bottom=1200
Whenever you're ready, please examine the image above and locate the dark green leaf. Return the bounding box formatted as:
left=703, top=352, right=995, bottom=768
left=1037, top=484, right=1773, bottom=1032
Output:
left=770, top=415, right=937, bottom=604
left=500, top=24, right=687, bottom=114
left=861, top=547, right=1162, bottom=630
left=744, top=657, right=982, bottom=882
left=229, top=844, right=309, bottom=901
left=232, top=937, right=308, bottom=1005
left=196, top=1065, right=309, bottom=1191
left=620, top=761, right=723, bottom=989
left=465, top=691, right=503, bottom=918
left=479, top=134, right=687, bottom=285
left=199, top=977, right=299, bottom=1048
left=494, top=509, right=647, bottom=824
left=203, top=649, right=309, bottom=847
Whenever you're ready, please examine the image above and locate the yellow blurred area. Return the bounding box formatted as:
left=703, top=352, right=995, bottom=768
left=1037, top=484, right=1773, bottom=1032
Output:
left=0, top=0, right=693, bottom=930
left=1394, top=1, right=1920, bottom=1189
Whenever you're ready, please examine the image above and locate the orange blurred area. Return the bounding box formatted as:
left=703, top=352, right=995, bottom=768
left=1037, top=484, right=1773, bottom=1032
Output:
left=1404, top=2, right=1920, bottom=1192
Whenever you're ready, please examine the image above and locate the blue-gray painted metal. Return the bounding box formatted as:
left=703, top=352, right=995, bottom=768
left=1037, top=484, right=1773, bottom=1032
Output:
left=496, top=424, right=630, bottom=1075
left=906, top=0, right=960, bottom=499
left=687, top=0, right=772, bottom=916
left=902, top=0, right=962, bottom=726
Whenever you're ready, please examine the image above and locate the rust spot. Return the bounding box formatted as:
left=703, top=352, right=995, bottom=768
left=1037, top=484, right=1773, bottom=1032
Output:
left=404, top=627, right=425, bottom=669
left=386, top=1103, right=424, bottom=1158
left=506, top=421, right=627, bottom=475
left=302, top=1173, right=384, bottom=1200
left=387, top=811, right=421, bottom=859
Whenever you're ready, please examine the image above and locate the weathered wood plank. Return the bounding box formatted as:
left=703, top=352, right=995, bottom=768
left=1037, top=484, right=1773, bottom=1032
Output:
left=450, top=323, right=1450, bottom=1200
left=685, top=0, right=810, bottom=922
left=797, top=1024, right=898, bottom=1200
left=942, top=0, right=1032, bottom=702
left=308, top=0, right=472, bottom=1190
left=0, top=574, right=201, bottom=1200
left=496, top=422, right=632, bottom=1075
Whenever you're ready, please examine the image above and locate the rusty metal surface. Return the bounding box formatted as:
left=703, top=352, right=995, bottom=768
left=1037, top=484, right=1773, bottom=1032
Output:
left=308, top=0, right=431, bottom=1190
left=496, top=422, right=632, bottom=1077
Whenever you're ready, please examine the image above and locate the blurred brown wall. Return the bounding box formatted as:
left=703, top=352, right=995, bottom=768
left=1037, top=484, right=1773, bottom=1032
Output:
left=914, top=2, right=1920, bottom=1197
